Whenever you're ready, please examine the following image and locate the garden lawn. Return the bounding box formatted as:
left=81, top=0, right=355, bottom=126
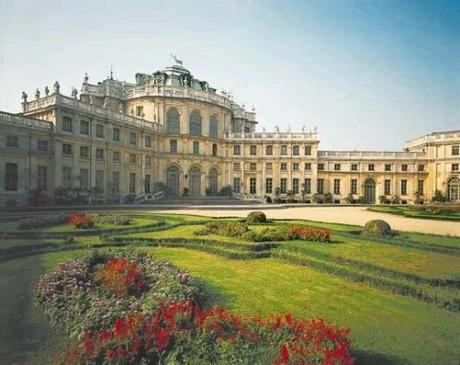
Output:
left=144, top=248, right=460, bottom=365
left=368, top=206, right=460, bottom=221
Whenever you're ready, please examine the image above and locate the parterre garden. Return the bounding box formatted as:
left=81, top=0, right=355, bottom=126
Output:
left=0, top=210, right=459, bottom=364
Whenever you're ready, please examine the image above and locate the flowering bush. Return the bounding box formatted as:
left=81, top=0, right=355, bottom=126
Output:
left=62, top=301, right=353, bottom=365
left=34, top=250, right=206, bottom=337
left=69, top=213, right=95, bottom=229
left=94, top=258, right=147, bottom=297
left=287, top=225, right=331, bottom=243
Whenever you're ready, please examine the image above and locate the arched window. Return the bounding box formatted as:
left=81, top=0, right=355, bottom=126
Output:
left=208, top=168, right=218, bottom=196
left=189, top=111, right=202, bottom=136
left=166, top=108, right=180, bottom=134
left=448, top=177, right=460, bottom=201
left=209, top=116, right=218, bottom=138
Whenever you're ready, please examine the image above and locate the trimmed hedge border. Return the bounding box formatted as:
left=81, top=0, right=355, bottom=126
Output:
left=273, top=250, right=460, bottom=312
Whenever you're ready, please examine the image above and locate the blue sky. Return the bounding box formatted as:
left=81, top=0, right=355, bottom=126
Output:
left=0, top=0, right=458, bottom=150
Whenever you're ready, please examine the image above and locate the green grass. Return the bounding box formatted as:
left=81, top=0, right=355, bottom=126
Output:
left=368, top=206, right=460, bottom=221
left=0, top=212, right=459, bottom=364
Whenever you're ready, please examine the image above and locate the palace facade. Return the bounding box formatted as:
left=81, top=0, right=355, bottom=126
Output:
left=0, top=61, right=459, bottom=207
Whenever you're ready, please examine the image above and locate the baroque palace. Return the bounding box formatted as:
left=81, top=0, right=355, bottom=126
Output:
left=0, top=59, right=459, bottom=207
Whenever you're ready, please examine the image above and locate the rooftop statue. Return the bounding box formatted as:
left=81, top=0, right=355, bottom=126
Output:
left=71, top=87, right=78, bottom=99
left=83, top=73, right=89, bottom=84
left=54, top=81, right=60, bottom=94
left=35, top=88, right=40, bottom=100
left=171, top=53, right=183, bottom=66
left=21, top=91, right=28, bottom=103
left=44, top=86, right=49, bottom=96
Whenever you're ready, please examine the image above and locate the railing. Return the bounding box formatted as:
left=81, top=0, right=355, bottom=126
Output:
left=24, top=94, right=162, bottom=132
left=318, top=151, right=426, bottom=160
left=233, top=109, right=256, bottom=122
left=0, top=111, right=53, bottom=130
left=226, top=132, right=317, bottom=141
left=126, top=85, right=234, bottom=110
left=404, top=131, right=460, bottom=149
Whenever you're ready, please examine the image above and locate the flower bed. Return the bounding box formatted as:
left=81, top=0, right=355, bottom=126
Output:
left=195, top=222, right=331, bottom=243
left=18, top=213, right=70, bottom=230
left=96, top=215, right=132, bottom=226
left=69, top=213, right=95, bottom=229
left=36, top=251, right=352, bottom=364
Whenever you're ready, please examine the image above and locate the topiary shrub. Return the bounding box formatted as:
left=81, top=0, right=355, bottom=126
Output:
left=363, top=219, right=392, bottom=238
left=246, top=211, right=267, bottom=224
left=18, top=213, right=70, bottom=230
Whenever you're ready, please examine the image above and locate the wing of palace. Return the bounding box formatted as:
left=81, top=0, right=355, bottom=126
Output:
left=0, top=61, right=459, bottom=206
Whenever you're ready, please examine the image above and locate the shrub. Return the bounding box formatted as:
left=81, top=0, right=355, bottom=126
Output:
left=432, top=190, right=448, bottom=203
left=287, top=225, right=331, bottom=242
left=390, top=195, right=401, bottom=204
left=265, top=196, right=273, bottom=203
left=218, top=185, right=233, bottom=196
left=219, top=222, right=249, bottom=237
left=323, top=192, right=333, bottom=204
left=363, top=219, right=392, bottom=238
left=18, top=213, right=70, bottom=230
left=246, top=211, right=267, bottom=224
left=69, top=213, right=95, bottom=229
left=379, top=195, right=390, bottom=204
left=96, top=215, right=132, bottom=225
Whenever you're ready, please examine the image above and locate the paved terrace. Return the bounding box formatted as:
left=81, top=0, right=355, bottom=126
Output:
left=153, top=206, right=460, bottom=236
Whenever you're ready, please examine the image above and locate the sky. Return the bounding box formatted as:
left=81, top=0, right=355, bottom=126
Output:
left=0, top=0, right=458, bottom=150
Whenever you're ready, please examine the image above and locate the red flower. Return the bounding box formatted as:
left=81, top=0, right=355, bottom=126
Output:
left=155, top=329, right=170, bottom=352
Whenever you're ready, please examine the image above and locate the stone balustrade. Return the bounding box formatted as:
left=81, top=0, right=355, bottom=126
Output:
left=0, top=111, right=53, bottom=130
left=226, top=131, right=317, bottom=141
left=404, top=131, right=460, bottom=149
left=318, top=150, right=426, bottom=160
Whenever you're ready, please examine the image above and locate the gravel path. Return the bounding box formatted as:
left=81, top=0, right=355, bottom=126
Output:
left=155, top=206, right=460, bottom=236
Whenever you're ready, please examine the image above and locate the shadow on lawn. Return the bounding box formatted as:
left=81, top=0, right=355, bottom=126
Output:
left=353, top=350, right=410, bottom=365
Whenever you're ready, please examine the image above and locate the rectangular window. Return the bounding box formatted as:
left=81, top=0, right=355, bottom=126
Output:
left=452, top=146, right=459, bottom=156
left=5, top=163, right=18, bottom=191
left=384, top=179, right=391, bottom=195
left=129, top=154, right=136, bottom=163
left=233, top=163, right=240, bottom=171
left=280, top=178, right=287, bottom=193
left=293, top=163, right=299, bottom=171
left=266, top=162, right=273, bottom=171
left=351, top=179, right=357, bottom=195
left=280, top=145, right=288, bottom=155
left=418, top=164, right=425, bottom=172
left=250, top=145, right=257, bottom=155
left=233, top=177, right=240, bottom=193
left=80, top=120, right=89, bottom=135
left=129, top=132, right=137, bottom=145
left=293, top=145, right=300, bottom=155
left=38, top=140, right=48, bottom=152
left=193, top=141, right=199, bottom=154
left=96, top=124, right=104, bottom=138
left=7, top=136, right=18, bottom=147
left=112, top=171, right=120, bottom=193
left=333, top=179, right=340, bottom=194
left=385, top=164, right=392, bottom=171
left=136, top=106, right=143, bottom=117
left=212, top=143, right=218, bottom=156
left=96, top=148, right=104, bottom=160
left=233, top=145, right=241, bottom=155
left=334, top=163, right=341, bottom=171
left=304, top=163, right=311, bottom=171
left=304, top=145, right=312, bottom=155
left=452, top=163, right=459, bottom=172
left=418, top=179, right=424, bottom=195
left=37, top=166, right=48, bottom=190
left=292, top=178, right=299, bottom=193
left=113, top=128, right=120, bottom=142
left=62, top=167, right=72, bottom=188
left=304, top=178, right=311, bottom=194
left=145, top=156, right=151, bottom=168
left=79, top=168, right=89, bottom=191
left=249, top=177, right=256, bottom=194
left=402, top=164, right=408, bottom=172
left=145, top=174, right=151, bottom=193
left=62, top=117, right=73, bottom=132
left=113, top=151, right=121, bottom=162
left=318, top=163, right=324, bottom=171
left=317, top=178, right=324, bottom=194
left=266, top=178, right=273, bottom=194
left=368, top=164, right=375, bottom=171
left=351, top=164, right=358, bottom=171
left=170, top=139, right=177, bottom=153
left=62, top=143, right=72, bottom=156
left=96, top=170, right=104, bottom=192
left=250, top=163, right=257, bottom=171
left=280, top=163, right=287, bottom=171
left=401, top=179, right=407, bottom=195
left=80, top=146, right=89, bottom=159
left=145, top=136, right=152, bottom=148
left=266, top=145, right=273, bottom=155
left=129, top=173, right=136, bottom=193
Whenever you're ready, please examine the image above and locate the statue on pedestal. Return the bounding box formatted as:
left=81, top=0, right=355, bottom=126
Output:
left=21, top=91, right=28, bottom=103
left=71, top=87, right=78, bottom=99
left=54, top=81, right=60, bottom=94
left=44, top=86, right=49, bottom=96
left=35, top=89, right=40, bottom=100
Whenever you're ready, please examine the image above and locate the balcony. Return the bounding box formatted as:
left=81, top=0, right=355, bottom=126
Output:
left=226, top=131, right=317, bottom=141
